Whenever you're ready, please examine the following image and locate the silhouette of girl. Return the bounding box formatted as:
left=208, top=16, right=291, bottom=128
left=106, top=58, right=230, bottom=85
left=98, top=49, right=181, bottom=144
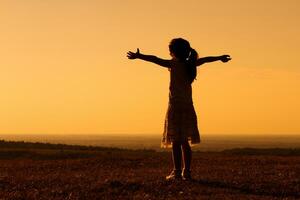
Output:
left=127, top=38, right=231, bottom=180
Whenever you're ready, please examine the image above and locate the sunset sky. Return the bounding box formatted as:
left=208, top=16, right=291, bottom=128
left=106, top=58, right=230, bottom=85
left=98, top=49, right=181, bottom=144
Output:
left=0, top=0, right=299, bottom=136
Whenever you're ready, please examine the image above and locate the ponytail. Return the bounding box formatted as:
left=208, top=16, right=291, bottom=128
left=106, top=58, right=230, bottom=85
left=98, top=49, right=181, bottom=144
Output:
left=186, top=48, right=198, bottom=83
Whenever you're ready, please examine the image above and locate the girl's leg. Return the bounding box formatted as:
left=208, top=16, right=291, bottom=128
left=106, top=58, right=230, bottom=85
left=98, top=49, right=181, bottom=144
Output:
left=181, top=140, right=192, bottom=179
left=166, top=140, right=182, bottom=180
left=172, top=140, right=182, bottom=171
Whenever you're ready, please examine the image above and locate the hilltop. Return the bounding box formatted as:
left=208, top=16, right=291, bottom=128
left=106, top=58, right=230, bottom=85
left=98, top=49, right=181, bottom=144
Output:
left=0, top=140, right=299, bottom=199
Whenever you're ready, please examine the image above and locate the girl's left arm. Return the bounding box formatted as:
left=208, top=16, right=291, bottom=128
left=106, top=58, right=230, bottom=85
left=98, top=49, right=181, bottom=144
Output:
left=196, top=55, right=231, bottom=67
left=127, top=48, right=171, bottom=68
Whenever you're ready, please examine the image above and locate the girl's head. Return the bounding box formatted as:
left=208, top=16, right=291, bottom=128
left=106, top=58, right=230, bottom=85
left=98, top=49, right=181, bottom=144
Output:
left=169, top=38, right=198, bottom=83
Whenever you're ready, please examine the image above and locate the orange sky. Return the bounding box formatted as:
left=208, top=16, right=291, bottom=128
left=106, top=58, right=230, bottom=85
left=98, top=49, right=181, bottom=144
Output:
left=0, top=0, right=299, bottom=135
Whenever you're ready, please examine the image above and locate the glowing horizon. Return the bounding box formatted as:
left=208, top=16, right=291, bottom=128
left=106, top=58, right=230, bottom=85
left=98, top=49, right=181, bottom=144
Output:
left=0, top=0, right=299, bottom=135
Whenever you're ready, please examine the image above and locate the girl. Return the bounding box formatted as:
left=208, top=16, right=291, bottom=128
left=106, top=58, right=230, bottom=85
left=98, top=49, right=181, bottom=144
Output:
left=127, top=38, right=231, bottom=180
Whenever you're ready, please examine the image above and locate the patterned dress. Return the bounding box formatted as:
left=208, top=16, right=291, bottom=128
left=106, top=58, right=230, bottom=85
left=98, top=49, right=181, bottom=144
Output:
left=161, top=60, right=200, bottom=148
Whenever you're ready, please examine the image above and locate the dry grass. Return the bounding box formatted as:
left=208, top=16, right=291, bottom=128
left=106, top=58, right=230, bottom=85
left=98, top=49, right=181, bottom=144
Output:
left=0, top=141, right=300, bottom=199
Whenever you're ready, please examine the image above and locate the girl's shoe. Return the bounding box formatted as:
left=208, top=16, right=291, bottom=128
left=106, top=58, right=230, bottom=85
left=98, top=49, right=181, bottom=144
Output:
left=182, top=169, right=192, bottom=180
left=166, top=170, right=182, bottom=181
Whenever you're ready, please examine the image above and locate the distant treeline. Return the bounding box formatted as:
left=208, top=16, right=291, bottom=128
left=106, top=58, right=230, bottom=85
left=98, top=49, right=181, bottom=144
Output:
left=0, top=139, right=123, bottom=151
left=0, top=140, right=156, bottom=160
left=1, top=140, right=299, bottom=156
left=222, top=147, right=300, bottom=156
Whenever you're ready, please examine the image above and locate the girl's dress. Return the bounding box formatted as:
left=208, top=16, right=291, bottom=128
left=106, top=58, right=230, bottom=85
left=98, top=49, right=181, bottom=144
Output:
left=161, top=60, right=201, bottom=148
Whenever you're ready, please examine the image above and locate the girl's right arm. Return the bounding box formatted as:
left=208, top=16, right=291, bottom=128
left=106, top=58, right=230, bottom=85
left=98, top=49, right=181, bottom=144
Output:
left=127, top=48, right=171, bottom=68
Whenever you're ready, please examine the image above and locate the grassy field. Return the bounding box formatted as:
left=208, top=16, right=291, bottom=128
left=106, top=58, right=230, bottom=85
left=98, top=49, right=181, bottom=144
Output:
left=0, top=140, right=300, bottom=199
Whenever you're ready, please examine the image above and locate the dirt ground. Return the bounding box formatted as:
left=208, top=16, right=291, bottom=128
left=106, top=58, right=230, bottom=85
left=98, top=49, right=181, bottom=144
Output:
left=0, top=150, right=300, bottom=200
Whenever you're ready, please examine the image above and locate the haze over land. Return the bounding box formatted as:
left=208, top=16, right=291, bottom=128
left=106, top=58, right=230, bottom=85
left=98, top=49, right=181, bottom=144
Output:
left=1, top=134, right=300, bottom=151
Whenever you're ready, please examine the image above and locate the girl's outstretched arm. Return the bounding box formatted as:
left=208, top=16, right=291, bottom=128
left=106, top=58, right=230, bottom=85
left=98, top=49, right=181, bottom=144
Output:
left=127, top=48, right=171, bottom=68
left=196, top=55, right=231, bottom=67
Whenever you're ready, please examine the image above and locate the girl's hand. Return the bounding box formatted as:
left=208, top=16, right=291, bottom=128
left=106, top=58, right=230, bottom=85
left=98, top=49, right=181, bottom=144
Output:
left=127, top=48, right=140, bottom=59
left=220, top=55, right=231, bottom=63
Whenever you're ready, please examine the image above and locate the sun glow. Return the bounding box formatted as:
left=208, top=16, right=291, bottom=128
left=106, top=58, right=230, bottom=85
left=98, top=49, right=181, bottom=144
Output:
left=0, top=0, right=299, bottom=135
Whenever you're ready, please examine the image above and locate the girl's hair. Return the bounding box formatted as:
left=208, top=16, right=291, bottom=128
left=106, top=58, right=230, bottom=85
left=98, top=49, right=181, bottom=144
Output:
left=169, top=38, right=198, bottom=83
